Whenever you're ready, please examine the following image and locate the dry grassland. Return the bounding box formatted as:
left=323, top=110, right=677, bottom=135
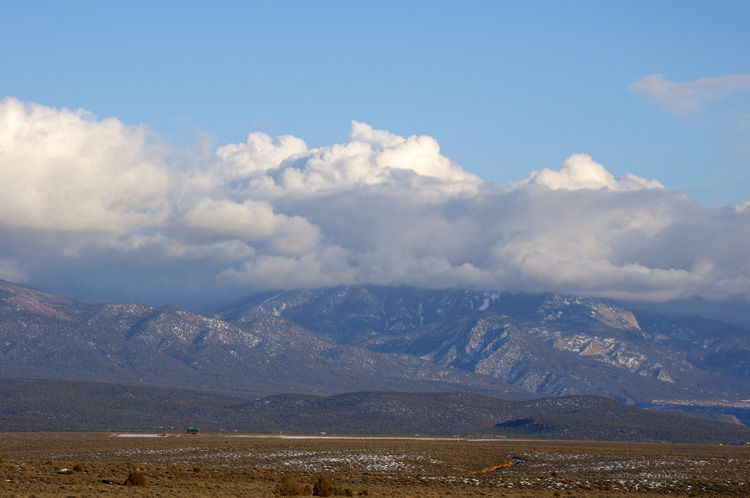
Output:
left=1, top=433, right=748, bottom=497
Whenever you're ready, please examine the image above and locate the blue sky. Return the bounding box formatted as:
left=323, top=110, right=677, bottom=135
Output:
left=1, top=1, right=750, bottom=312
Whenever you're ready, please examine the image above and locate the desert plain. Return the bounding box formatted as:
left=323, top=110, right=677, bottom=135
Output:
left=1, top=433, right=748, bottom=497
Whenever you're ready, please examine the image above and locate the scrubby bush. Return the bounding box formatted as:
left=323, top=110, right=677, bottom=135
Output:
left=313, top=476, right=334, bottom=497
left=274, top=475, right=305, bottom=496
left=124, top=470, right=148, bottom=487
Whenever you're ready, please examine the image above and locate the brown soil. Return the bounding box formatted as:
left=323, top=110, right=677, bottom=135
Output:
left=1, top=433, right=748, bottom=497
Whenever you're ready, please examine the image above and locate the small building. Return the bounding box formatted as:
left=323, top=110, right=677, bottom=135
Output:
left=186, top=428, right=200, bottom=435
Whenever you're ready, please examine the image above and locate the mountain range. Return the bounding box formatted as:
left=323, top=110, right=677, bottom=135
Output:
left=1, top=279, right=749, bottom=430
left=0, top=280, right=522, bottom=398
left=210, top=286, right=750, bottom=403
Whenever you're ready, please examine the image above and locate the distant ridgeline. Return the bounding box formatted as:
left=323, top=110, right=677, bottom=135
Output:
left=1, top=378, right=749, bottom=445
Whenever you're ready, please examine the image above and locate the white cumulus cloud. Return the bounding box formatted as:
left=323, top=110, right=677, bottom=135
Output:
left=0, top=98, right=171, bottom=236
left=1, top=97, right=749, bottom=306
left=516, top=154, right=664, bottom=191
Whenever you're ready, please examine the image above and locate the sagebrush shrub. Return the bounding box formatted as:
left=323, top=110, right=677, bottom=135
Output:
left=274, top=475, right=305, bottom=496
left=124, top=470, right=148, bottom=487
left=313, top=476, right=334, bottom=497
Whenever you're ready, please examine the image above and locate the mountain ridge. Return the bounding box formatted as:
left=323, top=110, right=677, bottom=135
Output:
left=2, top=377, right=748, bottom=444
left=0, top=279, right=527, bottom=398
left=2, top=279, right=749, bottom=412
left=210, top=285, right=750, bottom=403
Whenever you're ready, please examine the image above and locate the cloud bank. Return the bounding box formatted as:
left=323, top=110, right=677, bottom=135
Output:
left=1, top=97, right=749, bottom=305
left=629, top=73, right=750, bottom=113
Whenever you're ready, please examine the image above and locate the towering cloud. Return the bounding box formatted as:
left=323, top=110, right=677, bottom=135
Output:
left=1, top=98, right=749, bottom=304
left=0, top=98, right=170, bottom=235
